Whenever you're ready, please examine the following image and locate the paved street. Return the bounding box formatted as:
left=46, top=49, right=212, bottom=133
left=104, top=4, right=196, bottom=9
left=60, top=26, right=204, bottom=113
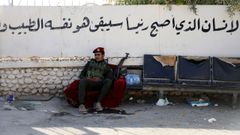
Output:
left=0, top=97, right=240, bottom=135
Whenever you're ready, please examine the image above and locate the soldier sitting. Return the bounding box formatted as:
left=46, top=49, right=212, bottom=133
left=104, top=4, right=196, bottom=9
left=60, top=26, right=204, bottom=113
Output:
left=78, top=47, right=113, bottom=114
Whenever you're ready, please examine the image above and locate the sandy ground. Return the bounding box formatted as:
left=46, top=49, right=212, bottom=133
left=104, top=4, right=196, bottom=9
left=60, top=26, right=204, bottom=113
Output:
left=0, top=96, right=240, bottom=135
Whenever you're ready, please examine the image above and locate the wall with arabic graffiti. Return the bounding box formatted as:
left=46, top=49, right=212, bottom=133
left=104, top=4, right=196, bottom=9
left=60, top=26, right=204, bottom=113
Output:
left=0, top=5, right=239, bottom=59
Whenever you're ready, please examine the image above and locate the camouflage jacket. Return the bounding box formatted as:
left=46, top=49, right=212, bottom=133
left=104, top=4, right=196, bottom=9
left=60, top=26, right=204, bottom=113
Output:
left=79, top=59, right=113, bottom=80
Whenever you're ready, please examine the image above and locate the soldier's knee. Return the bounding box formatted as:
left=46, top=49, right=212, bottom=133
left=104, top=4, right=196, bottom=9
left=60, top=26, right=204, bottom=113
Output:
left=79, top=78, right=87, bottom=86
left=104, top=79, right=113, bottom=85
left=80, top=78, right=87, bottom=83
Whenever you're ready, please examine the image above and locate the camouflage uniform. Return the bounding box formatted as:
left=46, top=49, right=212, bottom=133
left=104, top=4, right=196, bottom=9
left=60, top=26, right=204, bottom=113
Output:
left=78, top=59, right=113, bottom=105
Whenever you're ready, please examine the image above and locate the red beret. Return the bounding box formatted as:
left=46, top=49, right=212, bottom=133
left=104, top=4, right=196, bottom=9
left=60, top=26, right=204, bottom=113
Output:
left=93, top=47, right=105, bottom=54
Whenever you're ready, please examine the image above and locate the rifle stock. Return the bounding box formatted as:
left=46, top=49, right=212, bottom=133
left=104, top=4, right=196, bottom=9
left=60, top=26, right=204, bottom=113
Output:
left=114, top=53, right=129, bottom=79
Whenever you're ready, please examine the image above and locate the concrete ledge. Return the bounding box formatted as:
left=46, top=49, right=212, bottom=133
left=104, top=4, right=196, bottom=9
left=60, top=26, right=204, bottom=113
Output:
left=0, top=57, right=143, bottom=68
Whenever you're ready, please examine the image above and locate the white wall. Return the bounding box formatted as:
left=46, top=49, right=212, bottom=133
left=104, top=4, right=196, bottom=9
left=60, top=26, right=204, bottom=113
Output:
left=0, top=5, right=240, bottom=59
left=0, top=0, right=112, bottom=6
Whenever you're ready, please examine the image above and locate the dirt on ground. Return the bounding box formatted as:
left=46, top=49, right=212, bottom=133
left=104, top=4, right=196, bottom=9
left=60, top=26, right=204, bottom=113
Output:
left=0, top=95, right=240, bottom=135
